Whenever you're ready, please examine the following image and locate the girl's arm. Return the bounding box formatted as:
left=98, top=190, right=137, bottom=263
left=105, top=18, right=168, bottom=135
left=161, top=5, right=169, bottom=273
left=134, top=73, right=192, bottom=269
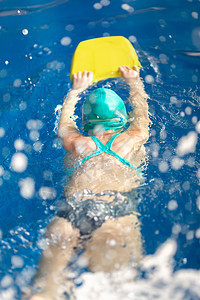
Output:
left=57, top=71, right=93, bottom=150
left=119, top=66, right=150, bottom=143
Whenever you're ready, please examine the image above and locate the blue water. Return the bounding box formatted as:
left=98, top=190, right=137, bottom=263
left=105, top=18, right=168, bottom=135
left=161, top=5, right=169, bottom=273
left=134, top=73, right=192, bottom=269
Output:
left=0, top=0, right=200, bottom=298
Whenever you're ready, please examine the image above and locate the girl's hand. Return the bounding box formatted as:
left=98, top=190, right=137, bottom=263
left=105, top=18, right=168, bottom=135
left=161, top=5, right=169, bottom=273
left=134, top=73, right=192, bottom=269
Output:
left=118, top=65, right=139, bottom=80
left=72, top=71, right=93, bottom=90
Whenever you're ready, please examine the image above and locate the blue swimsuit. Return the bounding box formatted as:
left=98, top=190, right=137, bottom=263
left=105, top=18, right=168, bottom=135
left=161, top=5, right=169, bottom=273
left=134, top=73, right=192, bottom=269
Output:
left=57, top=132, right=143, bottom=234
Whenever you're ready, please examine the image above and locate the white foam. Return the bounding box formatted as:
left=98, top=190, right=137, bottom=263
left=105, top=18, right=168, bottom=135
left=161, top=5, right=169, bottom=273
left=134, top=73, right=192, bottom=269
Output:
left=176, top=131, right=198, bottom=156
left=75, top=240, right=200, bottom=300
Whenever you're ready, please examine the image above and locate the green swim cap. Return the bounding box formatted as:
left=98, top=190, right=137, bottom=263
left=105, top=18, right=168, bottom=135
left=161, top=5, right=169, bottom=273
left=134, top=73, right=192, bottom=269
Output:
left=83, top=88, right=128, bottom=133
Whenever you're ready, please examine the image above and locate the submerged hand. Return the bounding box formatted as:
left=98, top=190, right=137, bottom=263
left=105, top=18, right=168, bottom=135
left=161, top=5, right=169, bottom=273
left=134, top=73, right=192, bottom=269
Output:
left=119, top=65, right=139, bottom=80
left=72, top=71, right=93, bottom=90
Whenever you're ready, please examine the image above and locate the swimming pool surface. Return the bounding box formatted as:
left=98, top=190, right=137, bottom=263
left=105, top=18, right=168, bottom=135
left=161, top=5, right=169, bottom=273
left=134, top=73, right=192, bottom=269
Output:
left=0, top=0, right=200, bottom=299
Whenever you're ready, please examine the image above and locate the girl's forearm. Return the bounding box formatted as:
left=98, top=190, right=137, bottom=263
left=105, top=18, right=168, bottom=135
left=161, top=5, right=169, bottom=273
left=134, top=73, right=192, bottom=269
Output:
left=58, top=88, right=84, bottom=137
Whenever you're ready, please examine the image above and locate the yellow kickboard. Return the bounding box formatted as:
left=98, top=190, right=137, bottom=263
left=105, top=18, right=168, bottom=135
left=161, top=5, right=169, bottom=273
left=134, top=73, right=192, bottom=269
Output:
left=70, top=36, right=141, bottom=82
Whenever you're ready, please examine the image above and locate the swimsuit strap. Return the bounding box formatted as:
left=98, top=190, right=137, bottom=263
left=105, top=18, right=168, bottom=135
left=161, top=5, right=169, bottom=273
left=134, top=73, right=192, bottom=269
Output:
left=90, top=132, right=121, bottom=151
left=70, top=131, right=143, bottom=177
left=89, top=133, right=140, bottom=171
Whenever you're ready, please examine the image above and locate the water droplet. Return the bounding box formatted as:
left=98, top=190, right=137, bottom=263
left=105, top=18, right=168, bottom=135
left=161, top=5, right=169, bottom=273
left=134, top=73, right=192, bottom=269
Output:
left=22, top=29, right=29, bottom=35
left=129, top=35, right=137, bottom=43
left=93, top=3, right=102, bottom=9
left=145, top=75, right=154, bottom=84
left=18, top=177, right=35, bottom=199
left=10, top=153, right=28, bottom=173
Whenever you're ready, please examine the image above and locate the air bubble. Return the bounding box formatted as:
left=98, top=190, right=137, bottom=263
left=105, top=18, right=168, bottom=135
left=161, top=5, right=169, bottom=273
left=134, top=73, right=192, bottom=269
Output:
left=60, top=36, right=71, bottom=46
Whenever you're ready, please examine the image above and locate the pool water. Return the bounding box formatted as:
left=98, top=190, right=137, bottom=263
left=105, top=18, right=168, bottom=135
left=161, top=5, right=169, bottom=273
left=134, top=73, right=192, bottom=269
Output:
left=0, top=0, right=200, bottom=299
